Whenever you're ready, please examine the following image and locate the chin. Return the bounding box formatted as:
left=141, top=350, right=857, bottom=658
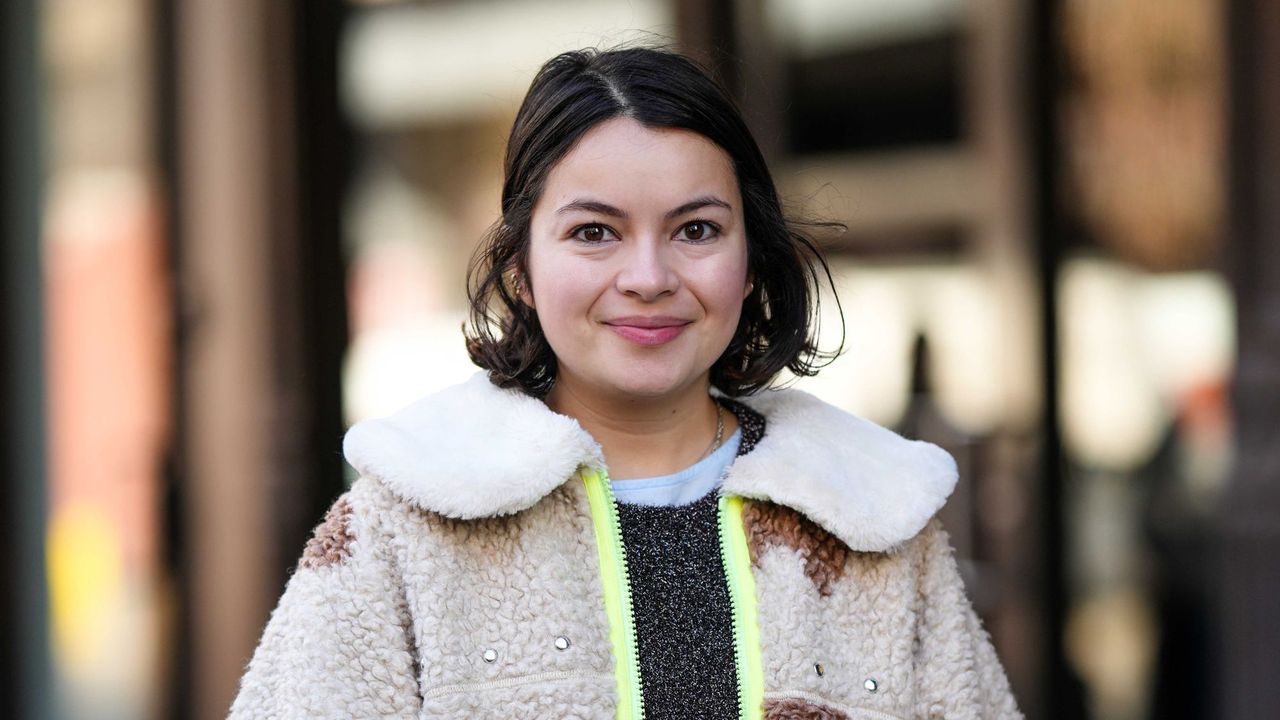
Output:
left=594, top=360, right=705, bottom=401
left=609, top=378, right=681, bottom=400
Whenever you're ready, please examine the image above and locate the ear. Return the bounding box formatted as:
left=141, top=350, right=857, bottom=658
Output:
left=743, top=275, right=754, bottom=299
left=511, top=270, right=535, bottom=309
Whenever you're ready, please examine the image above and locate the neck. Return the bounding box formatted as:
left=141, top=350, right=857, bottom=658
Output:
left=545, top=375, right=736, bottom=480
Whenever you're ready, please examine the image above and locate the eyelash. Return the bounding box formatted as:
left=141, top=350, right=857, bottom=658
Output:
left=568, top=220, right=723, bottom=244
left=674, top=220, right=721, bottom=243
left=569, top=223, right=619, bottom=244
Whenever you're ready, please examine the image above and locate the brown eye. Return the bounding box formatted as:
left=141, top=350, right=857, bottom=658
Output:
left=572, top=223, right=615, bottom=243
left=677, top=220, right=719, bottom=243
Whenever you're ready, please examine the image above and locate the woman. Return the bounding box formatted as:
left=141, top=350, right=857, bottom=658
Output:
left=230, top=47, right=1021, bottom=719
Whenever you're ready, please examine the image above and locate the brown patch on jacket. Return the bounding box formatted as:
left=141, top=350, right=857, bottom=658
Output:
left=301, top=497, right=356, bottom=568
left=741, top=501, right=850, bottom=597
left=764, top=697, right=851, bottom=719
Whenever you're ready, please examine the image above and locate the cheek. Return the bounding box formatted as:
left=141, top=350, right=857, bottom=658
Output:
left=693, top=258, right=750, bottom=326
left=527, top=254, right=608, bottom=332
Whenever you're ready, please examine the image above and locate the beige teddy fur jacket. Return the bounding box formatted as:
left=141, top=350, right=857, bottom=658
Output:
left=229, top=373, right=1022, bottom=719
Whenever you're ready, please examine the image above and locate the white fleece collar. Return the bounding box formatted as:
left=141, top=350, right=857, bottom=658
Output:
left=343, top=372, right=956, bottom=552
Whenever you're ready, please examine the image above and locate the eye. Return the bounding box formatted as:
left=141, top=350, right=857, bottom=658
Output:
left=675, top=220, right=720, bottom=243
left=570, top=223, right=618, bottom=244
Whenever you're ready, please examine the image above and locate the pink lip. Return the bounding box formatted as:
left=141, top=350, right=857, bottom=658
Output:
left=604, top=316, right=691, bottom=346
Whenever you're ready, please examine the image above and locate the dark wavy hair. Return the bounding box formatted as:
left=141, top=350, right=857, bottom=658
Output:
left=465, top=46, right=842, bottom=397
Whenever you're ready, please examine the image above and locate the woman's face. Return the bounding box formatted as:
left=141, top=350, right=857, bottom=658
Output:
left=525, top=117, right=750, bottom=402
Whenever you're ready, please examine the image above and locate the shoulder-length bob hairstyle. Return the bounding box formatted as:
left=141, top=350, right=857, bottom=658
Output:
left=465, top=46, right=841, bottom=398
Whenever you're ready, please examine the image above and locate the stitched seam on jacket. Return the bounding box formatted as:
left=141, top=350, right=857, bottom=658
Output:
left=422, top=670, right=613, bottom=699
left=765, top=690, right=908, bottom=720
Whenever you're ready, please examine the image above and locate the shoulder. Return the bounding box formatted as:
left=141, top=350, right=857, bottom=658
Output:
left=342, top=373, right=603, bottom=519
left=340, top=375, right=958, bottom=554
left=295, top=476, right=406, bottom=571
left=721, top=386, right=958, bottom=553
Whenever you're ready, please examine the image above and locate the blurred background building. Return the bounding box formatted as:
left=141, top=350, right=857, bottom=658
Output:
left=2, top=0, right=1277, bottom=718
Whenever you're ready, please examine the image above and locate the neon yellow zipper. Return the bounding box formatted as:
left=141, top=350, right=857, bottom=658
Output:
left=719, top=495, right=765, bottom=720
left=582, top=466, right=764, bottom=720
left=581, top=467, right=645, bottom=720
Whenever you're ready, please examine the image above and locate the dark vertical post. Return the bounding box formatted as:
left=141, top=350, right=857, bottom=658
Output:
left=154, top=0, right=190, bottom=716
left=674, top=0, right=739, bottom=93
left=273, top=0, right=351, bottom=572
left=1220, top=0, right=1280, bottom=717
left=257, top=0, right=351, bottom=603
left=0, top=0, right=52, bottom=718
left=729, top=0, right=785, bottom=164
left=1028, top=0, right=1084, bottom=717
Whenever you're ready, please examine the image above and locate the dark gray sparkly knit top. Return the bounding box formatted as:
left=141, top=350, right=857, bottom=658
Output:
left=613, top=400, right=765, bottom=719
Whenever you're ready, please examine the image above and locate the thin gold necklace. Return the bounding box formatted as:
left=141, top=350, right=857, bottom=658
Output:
left=699, top=401, right=725, bottom=460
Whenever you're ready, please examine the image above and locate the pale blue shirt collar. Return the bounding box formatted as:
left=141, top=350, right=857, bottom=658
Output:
left=610, top=428, right=743, bottom=507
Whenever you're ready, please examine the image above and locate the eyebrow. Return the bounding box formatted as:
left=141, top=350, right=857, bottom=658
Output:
left=555, top=195, right=733, bottom=221
left=665, top=196, right=733, bottom=220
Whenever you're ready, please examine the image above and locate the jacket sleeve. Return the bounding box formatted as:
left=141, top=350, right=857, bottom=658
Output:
left=913, top=518, right=1023, bottom=720
left=228, top=480, right=422, bottom=719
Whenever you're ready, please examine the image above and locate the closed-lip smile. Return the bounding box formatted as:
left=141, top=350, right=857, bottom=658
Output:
left=603, top=316, right=691, bottom=346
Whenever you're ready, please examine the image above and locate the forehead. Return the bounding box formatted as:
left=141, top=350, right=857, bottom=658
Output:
left=537, top=117, right=740, bottom=211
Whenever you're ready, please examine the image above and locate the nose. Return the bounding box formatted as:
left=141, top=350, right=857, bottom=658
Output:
left=615, top=236, right=679, bottom=301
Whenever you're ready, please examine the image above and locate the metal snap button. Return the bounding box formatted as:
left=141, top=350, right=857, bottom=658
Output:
left=554, top=636, right=571, bottom=651
left=482, top=648, right=498, bottom=663
left=864, top=677, right=879, bottom=693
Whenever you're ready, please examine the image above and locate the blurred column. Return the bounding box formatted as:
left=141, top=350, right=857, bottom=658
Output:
left=964, top=0, right=1050, bottom=715
left=1220, top=0, right=1280, bottom=717
left=172, top=0, right=277, bottom=713
left=674, top=0, right=783, bottom=162
left=169, top=0, right=348, bottom=717
left=674, top=0, right=738, bottom=89
left=1, top=0, right=53, bottom=718
left=1026, top=0, right=1087, bottom=717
